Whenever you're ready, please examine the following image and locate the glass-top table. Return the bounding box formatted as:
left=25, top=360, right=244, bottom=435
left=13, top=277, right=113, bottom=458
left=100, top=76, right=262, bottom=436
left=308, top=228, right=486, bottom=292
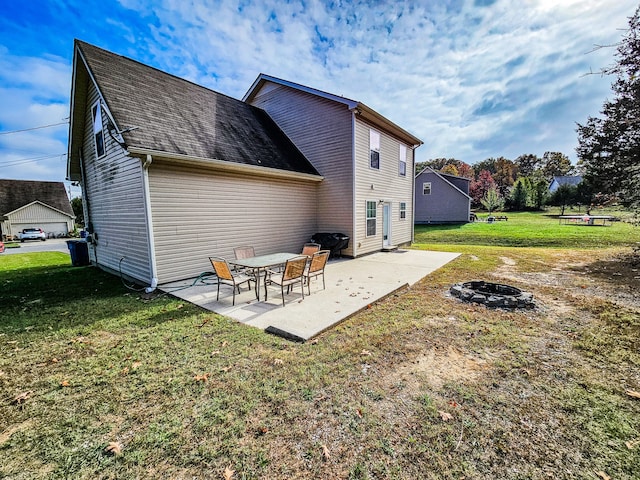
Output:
left=229, top=252, right=299, bottom=300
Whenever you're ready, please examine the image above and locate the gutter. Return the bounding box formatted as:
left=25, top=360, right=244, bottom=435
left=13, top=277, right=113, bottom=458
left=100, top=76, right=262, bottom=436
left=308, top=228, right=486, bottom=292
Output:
left=141, top=154, right=158, bottom=293
left=127, top=147, right=324, bottom=183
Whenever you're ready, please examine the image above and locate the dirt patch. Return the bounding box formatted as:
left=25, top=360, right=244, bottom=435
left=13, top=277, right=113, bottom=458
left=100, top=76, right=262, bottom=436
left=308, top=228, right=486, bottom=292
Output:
left=393, top=344, right=490, bottom=390
left=0, top=419, right=33, bottom=445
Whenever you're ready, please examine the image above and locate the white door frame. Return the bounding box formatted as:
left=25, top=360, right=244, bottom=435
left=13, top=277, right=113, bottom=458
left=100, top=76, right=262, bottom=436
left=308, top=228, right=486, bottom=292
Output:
left=382, top=202, right=391, bottom=247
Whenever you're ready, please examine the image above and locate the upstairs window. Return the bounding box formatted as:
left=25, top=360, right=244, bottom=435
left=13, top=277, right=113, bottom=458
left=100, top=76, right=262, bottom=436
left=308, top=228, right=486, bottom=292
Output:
left=400, top=202, right=407, bottom=219
left=399, top=144, right=407, bottom=176
left=423, top=182, right=432, bottom=195
left=91, top=101, right=105, bottom=158
left=366, top=200, right=377, bottom=236
left=369, top=130, right=380, bottom=169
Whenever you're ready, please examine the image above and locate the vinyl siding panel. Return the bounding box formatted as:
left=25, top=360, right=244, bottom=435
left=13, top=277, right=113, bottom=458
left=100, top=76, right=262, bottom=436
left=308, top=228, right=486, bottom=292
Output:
left=247, top=85, right=354, bottom=255
left=354, top=119, right=414, bottom=255
left=81, top=81, right=151, bottom=283
left=149, top=162, right=318, bottom=283
left=414, top=170, right=470, bottom=224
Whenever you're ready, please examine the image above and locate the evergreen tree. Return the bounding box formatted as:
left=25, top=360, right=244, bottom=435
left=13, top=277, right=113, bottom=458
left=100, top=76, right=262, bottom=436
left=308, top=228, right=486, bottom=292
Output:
left=576, top=6, right=640, bottom=212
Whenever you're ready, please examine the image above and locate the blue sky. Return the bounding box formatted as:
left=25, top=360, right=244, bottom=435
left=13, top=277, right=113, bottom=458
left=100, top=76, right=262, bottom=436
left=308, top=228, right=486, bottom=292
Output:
left=0, top=0, right=637, bottom=198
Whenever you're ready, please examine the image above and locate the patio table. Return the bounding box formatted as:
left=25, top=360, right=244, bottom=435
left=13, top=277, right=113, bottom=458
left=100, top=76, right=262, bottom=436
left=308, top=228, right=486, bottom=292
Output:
left=229, top=252, right=299, bottom=301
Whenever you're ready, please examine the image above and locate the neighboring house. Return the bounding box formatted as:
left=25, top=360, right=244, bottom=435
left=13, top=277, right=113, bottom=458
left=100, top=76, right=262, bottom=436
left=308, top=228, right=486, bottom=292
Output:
left=66, top=41, right=422, bottom=288
left=549, top=175, right=583, bottom=192
left=0, top=179, right=75, bottom=239
left=414, top=168, right=471, bottom=224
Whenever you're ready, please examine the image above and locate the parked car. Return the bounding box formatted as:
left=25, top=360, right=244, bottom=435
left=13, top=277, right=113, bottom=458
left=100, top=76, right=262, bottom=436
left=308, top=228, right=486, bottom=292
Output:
left=0, top=241, right=4, bottom=253
left=19, top=228, right=46, bottom=242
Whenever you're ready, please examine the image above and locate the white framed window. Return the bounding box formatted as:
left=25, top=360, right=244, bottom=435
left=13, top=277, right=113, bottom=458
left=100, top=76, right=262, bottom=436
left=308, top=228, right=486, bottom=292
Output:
left=91, top=101, right=106, bottom=158
left=369, top=129, right=380, bottom=170
left=366, top=200, right=377, bottom=236
left=399, top=144, right=407, bottom=176
left=400, top=202, right=406, bottom=219
left=423, top=182, right=432, bottom=195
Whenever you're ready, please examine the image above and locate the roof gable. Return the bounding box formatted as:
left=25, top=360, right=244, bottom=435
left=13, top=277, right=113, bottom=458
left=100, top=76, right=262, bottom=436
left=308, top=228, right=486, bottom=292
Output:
left=0, top=179, right=73, bottom=216
left=243, top=73, right=423, bottom=147
left=6, top=200, right=75, bottom=218
left=68, top=41, right=320, bottom=179
left=551, top=175, right=583, bottom=187
left=415, top=167, right=471, bottom=199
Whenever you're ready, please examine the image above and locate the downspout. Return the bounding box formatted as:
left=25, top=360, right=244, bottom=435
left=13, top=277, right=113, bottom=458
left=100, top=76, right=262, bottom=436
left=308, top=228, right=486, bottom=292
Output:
left=410, top=146, right=416, bottom=244
left=141, top=154, right=158, bottom=293
left=79, top=151, right=97, bottom=264
left=351, top=109, right=358, bottom=257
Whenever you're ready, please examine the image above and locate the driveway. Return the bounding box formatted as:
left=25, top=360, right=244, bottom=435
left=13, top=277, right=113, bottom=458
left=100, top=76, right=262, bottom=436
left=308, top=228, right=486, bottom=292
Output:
left=2, top=238, right=71, bottom=255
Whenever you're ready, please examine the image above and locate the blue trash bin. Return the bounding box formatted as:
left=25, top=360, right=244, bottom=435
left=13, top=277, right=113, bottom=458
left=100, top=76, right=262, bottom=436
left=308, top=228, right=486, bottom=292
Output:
left=66, top=240, right=90, bottom=266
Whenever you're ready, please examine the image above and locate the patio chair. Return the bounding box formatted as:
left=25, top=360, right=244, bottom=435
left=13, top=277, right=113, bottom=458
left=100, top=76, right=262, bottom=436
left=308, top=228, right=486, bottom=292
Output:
left=301, top=242, right=321, bottom=257
left=303, top=250, right=329, bottom=295
left=233, top=246, right=255, bottom=260
left=232, top=245, right=258, bottom=277
left=209, top=256, right=255, bottom=306
left=264, top=255, right=308, bottom=306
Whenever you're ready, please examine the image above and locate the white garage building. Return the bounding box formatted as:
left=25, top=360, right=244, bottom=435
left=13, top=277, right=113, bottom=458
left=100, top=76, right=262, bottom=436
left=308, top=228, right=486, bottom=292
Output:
left=0, top=179, right=75, bottom=240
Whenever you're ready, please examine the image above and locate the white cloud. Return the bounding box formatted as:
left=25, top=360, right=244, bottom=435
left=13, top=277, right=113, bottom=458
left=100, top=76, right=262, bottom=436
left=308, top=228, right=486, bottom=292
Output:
left=1, top=0, right=637, bottom=190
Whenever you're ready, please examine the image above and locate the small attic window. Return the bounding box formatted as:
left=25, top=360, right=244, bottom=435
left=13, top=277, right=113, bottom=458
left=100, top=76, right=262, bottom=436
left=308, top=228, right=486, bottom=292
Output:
left=91, top=101, right=105, bottom=158
left=399, top=144, right=407, bottom=176
left=369, top=129, right=380, bottom=170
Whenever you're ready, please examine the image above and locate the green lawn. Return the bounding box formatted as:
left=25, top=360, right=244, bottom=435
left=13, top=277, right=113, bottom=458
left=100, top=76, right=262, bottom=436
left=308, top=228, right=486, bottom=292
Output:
left=1, top=215, right=639, bottom=479
left=415, top=210, right=638, bottom=248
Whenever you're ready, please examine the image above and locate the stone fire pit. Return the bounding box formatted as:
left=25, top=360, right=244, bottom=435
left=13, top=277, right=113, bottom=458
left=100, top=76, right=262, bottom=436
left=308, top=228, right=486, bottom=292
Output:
left=450, top=281, right=534, bottom=309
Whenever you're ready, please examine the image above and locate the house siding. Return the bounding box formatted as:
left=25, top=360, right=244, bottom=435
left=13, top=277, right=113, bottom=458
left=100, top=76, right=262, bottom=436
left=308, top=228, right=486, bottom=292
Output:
left=247, top=84, right=355, bottom=256
left=81, top=80, right=152, bottom=283
left=148, top=162, right=318, bottom=283
left=414, top=170, right=470, bottom=224
left=354, top=119, right=414, bottom=254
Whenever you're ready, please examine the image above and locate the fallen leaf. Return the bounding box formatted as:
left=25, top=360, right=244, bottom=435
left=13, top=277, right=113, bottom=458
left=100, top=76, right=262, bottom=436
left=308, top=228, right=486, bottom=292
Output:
left=321, top=444, right=330, bottom=460
left=626, top=389, right=640, bottom=399
left=360, top=349, right=372, bottom=356
left=120, top=367, right=130, bottom=376
left=439, top=411, right=453, bottom=421
left=273, top=359, right=284, bottom=365
left=60, top=380, right=70, bottom=387
left=131, top=361, right=142, bottom=370
left=50, top=358, right=59, bottom=363
left=194, top=373, right=209, bottom=382
left=211, top=350, right=221, bottom=356
left=12, top=391, right=33, bottom=405
left=176, top=304, right=184, bottom=309
left=595, top=471, right=610, bottom=480
left=355, top=408, right=363, bottom=418
left=220, top=366, right=232, bottom=372
left=625, top=439, right=640, bottom=450
left=105, top=441, right=122, bottom=456
left=221, top=341, right=229, bottom=348
left=223, top=465, right=235, bottom=480
left=448, top=400, right=459, bottom=408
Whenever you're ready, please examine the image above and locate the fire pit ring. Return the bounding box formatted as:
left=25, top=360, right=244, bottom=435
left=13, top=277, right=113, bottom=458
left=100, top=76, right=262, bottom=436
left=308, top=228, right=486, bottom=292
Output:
left=450, top=281, right=534, bottom=309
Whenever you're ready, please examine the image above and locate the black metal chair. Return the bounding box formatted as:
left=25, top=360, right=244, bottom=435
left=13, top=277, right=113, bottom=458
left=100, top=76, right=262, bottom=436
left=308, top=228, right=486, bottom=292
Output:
left=303, top=250, right=329, bottom=295
left=209, top=256, right=254, bottom=306
left=264, top=255, right=308, bottom=306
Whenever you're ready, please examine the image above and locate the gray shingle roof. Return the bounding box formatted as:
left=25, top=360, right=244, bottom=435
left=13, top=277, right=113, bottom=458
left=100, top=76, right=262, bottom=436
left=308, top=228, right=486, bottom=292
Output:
left=0, top=179, right=73, bottom=217
left=552, top=175, right=583, bottom=187
left=76, top=41, right=319, bottom=176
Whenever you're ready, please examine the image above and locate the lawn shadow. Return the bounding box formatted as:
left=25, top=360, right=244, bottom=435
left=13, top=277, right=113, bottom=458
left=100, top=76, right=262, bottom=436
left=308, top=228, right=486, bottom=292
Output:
left=0, top=263, right=192, bottom=334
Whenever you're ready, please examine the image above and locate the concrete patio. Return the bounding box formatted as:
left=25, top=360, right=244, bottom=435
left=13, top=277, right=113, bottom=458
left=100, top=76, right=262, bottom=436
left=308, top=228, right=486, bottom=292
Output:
left=159, top=249, right=460, bottom=341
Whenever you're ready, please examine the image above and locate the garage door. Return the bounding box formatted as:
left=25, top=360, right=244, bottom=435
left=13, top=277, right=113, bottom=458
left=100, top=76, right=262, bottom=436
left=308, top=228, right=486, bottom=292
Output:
left=13, top=222, right=69, bottom=238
